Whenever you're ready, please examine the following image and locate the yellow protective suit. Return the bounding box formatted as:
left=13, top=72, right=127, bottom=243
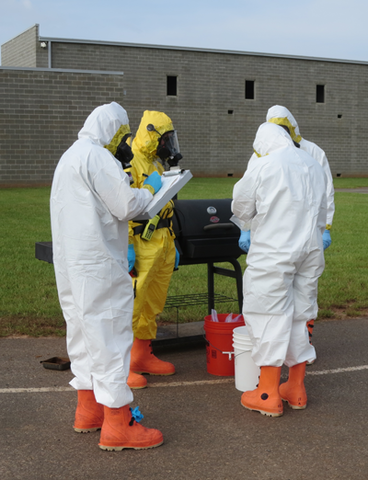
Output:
left=129, top=111, right=177, bottom=340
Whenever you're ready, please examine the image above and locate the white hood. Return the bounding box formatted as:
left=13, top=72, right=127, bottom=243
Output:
left=266, top=105, right=302, bottom=143
left=253, top=122, right=294, bottom=158
left=78, top=101, right=129, bottom=147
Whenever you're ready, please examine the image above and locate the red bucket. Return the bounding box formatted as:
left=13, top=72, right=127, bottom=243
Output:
left=204, top=314, right=245, bottom=376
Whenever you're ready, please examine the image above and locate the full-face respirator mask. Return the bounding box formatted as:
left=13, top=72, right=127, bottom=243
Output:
left=146, top=124, right=183, bottom=168
left=115, top=133, right=134, bottom=183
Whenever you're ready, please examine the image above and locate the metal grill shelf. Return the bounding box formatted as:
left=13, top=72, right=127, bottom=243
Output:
left=164, top=292, right=238, bottom=339
left=165, top=293, right=236, bottom=309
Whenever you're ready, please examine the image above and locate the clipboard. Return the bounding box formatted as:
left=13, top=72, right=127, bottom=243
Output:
left=133, top=169, right=193, bottom=221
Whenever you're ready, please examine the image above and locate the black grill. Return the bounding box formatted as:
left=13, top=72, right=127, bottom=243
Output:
left=165, top=198, right=244, bottom=314
left=172, top=198, right=243, bottom=263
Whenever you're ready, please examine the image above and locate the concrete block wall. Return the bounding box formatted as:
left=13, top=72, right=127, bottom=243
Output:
left=0, top=68, right=125, bottom=185
left=1, top=24, right=39, bottom=68
left=1, top=25, right=368, bottom=184
left=48, top=40, right=368, bottom=177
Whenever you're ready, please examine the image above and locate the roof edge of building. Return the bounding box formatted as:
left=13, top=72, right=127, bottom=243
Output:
left=39, top=35, right=368, bottom=66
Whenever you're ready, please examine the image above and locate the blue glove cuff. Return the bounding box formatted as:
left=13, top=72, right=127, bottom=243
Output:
left=128, top=244, right=136, bottom=271
left=175, top=247, right=180, bottom=269
left=322, top=229, right=331, bottom=250
left=239, top=230, right=251, bottom=254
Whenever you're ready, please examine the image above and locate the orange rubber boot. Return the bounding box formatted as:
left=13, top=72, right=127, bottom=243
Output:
left=127, top=370, right=147, bottom=389
left=241, top=366, right=283, bottom=417
left=73, top=390, right=104, bottom=433
left=306, top=319, right=316, bottom=365
left=99, top=405, right=163, bottom=451
left=307, top=319, right=314, bottom=345
left=130, top=338, right=175, bottom=376
left=279, top=362, right=307, bottom=409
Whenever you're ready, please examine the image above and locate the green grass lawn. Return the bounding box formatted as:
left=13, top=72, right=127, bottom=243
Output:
left=1, top=177, right=368, bottom=336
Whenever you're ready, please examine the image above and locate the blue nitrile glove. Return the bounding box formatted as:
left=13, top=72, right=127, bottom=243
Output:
left=143, top=171, right=162, bottom=195
left=175, top=247, right=180, bottom=269
left=128, top=244, right=136, bottom=272
left=239, top=229, right=251, bottom=253
left=322, top=229, right=331, bottom=250
left=130, top=406, right=144, bottom=423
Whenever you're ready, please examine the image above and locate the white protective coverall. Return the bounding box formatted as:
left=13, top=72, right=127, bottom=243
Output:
left=260, top=105, right=334, bottom=226
left=50, top=102, right=153, bottom=408
left=232, top=123, right=327, bottom=367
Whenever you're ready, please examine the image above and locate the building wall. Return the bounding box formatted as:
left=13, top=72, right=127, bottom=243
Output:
left=0, top=68, right=124, bottom=185
left=1, top=24, right=39, bottom=68
left=1, top=25, right=368, bottom=185
left=38, top=40, right=368, bottom=178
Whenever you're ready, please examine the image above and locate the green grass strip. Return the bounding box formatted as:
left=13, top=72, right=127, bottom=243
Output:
left=1, top=177, right=368, bottom=336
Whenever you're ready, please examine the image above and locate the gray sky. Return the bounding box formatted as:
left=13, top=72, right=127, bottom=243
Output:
left=1, top=0, right=368, bottom=64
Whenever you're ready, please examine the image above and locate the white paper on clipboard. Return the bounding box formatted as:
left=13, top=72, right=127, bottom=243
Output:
left=133, top=169, right=193, bottom=221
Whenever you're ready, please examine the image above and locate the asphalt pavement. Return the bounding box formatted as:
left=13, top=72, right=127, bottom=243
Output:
left=1, top=317, right=368, bottom=480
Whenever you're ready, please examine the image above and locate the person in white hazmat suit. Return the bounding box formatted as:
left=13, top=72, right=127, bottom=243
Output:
left=232, top=122, right=327, bottom=417
left=239, top=105, right=335, bottom=351
left=50, top=102, right=164, bottom=451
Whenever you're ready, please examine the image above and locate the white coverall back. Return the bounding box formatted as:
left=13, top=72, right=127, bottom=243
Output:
left=232, top=123, right=327, bottom=368
left=266, top=105, right=335, bottom=226
left=246, top=105, right=334, bottom=227
left=50, top=102, right=153, bottom=408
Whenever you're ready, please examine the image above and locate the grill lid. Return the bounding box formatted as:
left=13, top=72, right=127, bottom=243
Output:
left=172, top=199, right=243, bottom=260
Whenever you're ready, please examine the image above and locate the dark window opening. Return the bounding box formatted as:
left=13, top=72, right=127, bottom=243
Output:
left=228, top=109, right=234, bottom=114
left=316, top=84, right=325, bottom=103
left=245, top=80, right=255, bottom=99
left=167, top=76, right=177, bottom=96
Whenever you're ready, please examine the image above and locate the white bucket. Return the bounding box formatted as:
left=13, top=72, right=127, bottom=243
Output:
left=233, top=326, right=260, bottom=392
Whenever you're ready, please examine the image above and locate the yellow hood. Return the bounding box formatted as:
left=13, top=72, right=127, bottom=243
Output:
left=132, top=111, right=174, bottom=163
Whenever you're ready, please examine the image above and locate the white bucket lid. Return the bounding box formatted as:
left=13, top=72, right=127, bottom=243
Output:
left=232, top=342, right=253, bottom=351
left=233, top=325, right=250, bottom=337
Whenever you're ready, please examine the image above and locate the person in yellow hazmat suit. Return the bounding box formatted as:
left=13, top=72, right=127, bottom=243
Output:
left=126, top=111, right=183, bottom=389
left=51, top=102, right=164, bottom=451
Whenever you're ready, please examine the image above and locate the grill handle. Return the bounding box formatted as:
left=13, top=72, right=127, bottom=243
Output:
left=203, top=223, right=235, bottom=231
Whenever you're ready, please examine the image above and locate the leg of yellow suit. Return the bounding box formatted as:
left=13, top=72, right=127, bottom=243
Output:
left=129, top=229, right=176, bottom=377
left=132, top=230, right=175, bottom=339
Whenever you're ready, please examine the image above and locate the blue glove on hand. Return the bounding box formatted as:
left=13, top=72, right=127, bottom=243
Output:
left=322, top=229, right=331, bottom=250
left=239, top=229, right=251, bottom=253
left=128, top=244, right=136, bottom=272
left=175, top=247, right=180, bottom=269
left=143, top=171, right=162, bottom=195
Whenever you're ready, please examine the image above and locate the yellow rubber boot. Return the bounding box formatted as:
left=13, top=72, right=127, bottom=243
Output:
left=130, top=338, right=175, bottom=375
left=99, top=405, right=163, bottom=451
left=127, top=370, right=147, bottom=389
left=241, top=366, right=283, bottom=417
left=279, top=362, right=307, bottom=409
left=73, top=390, right=104, bottom=433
